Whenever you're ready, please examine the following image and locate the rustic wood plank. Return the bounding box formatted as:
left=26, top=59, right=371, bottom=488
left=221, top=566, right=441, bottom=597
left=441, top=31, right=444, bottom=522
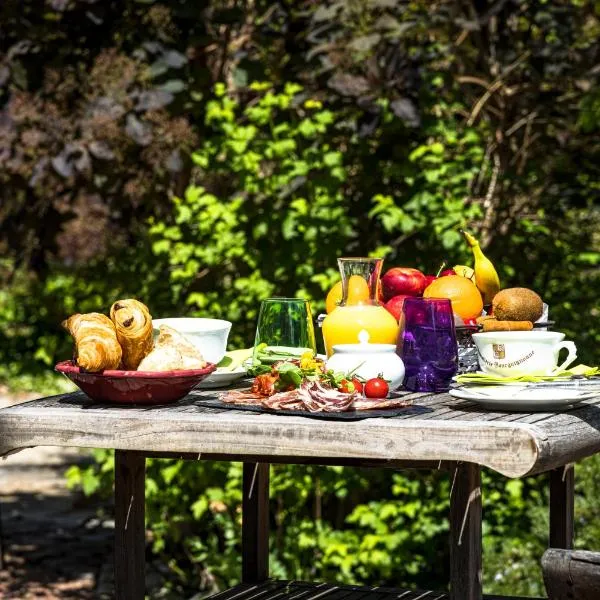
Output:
left=549, top=465, right=574, bottom=549
left=143, top=451, right=455, bottom=471
left=114, top=450, right=146, bottom=600
left=449, top=462, right=482, bottom=600
left=0, top=498, right=4, bottom=570
left=525, top=401, right=600, bottom=474
left=0, top=404, right=540, bottom=477
left=200, top=580, right=537, bottom=600
left=542, top=548, right=600, bottom=599
left=1, top=392, right=600, bottom=478
left=242, top=462, right=270, bottom=583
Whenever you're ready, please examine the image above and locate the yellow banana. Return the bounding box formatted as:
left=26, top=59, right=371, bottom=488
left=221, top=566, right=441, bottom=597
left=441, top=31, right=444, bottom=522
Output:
left=460, top=230, right=500, bottom=305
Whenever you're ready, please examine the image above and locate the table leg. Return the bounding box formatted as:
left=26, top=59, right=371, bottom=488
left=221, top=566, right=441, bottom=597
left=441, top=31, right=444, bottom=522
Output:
left=549, top=465, right=574, bottom=549
left=242, top=462, right=270, bottom=583
left=449, top=462, right=482, bottom=600
left=0, top=497, right=4, bottom=570
left=114, top=450, right=146, bottom=600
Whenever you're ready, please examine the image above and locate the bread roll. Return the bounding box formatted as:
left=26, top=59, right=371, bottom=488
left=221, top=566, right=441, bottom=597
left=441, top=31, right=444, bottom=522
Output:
left=110, top=299, right=153, bottom=370
left=137, top=325, right=206, bottom=371
left=62, top=313, right=122, bottom=372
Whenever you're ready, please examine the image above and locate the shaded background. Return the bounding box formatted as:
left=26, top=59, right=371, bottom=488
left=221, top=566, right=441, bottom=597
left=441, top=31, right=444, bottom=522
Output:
left=1, top=0, right=599, bottom=598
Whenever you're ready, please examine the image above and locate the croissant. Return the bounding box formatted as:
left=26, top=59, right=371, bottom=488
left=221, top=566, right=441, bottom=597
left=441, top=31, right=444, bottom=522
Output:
left=62, top=313, right=122, bottom=372
left=137, top=325, right=206, bottom=372
left=109, top=299, right=154, bottom=370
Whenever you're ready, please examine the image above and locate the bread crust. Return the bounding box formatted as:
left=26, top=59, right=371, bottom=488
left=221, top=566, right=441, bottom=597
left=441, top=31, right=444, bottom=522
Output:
left=110, top=299, right=153, bottom=370
left=62, top=313, right=122, bottom=372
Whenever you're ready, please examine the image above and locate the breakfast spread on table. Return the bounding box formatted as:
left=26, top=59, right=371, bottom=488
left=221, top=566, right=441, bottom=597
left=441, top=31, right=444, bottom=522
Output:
left=56, top=228, right=598, bottom=411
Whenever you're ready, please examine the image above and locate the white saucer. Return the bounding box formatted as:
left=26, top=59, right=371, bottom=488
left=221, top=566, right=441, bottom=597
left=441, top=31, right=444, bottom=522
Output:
left=450, top=385, right=597, bottom=411
left=196, top=367, right=247, bottom=389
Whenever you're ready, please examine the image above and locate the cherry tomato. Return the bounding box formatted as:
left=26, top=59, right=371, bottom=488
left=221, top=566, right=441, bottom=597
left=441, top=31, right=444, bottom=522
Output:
left=351, top=378, right=363, bottom=394
left=339, top=379, right=354, bottom=394
left=364, top=377, right=389, bottom=399
left=339, top=378, right=364, bottom=394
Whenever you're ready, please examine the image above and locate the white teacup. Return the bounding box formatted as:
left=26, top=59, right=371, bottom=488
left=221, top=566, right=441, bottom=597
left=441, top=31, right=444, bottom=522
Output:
left=472, top=331, right=577, bottom=377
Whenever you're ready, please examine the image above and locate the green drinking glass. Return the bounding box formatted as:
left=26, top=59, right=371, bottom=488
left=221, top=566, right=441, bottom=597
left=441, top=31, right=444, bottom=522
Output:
left=252, top=298, right=317, bottom=365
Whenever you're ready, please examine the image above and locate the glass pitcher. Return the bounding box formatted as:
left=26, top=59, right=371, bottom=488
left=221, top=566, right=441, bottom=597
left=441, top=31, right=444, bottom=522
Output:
left=321, top=257, right=399, bottom=357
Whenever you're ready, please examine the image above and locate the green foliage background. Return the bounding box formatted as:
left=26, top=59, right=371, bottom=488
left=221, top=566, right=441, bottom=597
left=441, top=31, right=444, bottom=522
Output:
left=1, top=0, right=600, bottom=597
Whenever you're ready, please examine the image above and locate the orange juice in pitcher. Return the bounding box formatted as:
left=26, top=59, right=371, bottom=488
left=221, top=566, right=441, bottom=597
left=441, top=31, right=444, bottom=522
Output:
left=322, top=257, right=399, bottom=357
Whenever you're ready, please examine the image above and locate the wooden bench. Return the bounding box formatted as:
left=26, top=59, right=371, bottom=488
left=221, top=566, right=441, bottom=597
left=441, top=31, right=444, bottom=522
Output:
left=542, top=549, right=600, bottom=599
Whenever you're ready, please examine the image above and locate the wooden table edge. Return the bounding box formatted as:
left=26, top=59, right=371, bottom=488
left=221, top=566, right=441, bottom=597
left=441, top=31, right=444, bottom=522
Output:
left=0, top=418, right=541, bottom=478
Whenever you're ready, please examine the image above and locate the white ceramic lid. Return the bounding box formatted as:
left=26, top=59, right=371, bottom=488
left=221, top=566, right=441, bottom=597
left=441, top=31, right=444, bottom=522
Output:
left=331, top=343, right=397, bottom=354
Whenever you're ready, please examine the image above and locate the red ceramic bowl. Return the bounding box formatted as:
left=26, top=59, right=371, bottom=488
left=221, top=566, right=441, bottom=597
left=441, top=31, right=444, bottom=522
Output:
left=55, top=360, right=217, bottom=405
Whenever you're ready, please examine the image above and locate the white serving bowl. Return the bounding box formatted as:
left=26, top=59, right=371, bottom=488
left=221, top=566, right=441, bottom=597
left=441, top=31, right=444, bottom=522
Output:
left=152, top=318, right=232, bottom=364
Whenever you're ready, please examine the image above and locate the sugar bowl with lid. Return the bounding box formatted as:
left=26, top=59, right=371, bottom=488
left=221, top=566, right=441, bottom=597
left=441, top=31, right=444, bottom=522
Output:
left=325, top=330, right=405, bottom=390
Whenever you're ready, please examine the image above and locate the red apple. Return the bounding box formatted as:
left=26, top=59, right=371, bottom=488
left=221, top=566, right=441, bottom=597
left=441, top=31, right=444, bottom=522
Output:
left=423, top=274, right=437, bottom=288
left=381, top=267, right=427, bottom=300
left=384, top=295, right=410, bottom=321
left=440, top=268, right=456, bottom=277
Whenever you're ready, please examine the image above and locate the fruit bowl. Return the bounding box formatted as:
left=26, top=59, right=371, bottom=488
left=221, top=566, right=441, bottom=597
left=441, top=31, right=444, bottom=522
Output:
left=55, top=360, right=217, bottom=405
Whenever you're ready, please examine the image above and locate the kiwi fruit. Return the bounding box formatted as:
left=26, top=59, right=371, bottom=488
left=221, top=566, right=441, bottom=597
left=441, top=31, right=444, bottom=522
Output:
left=491, top=288, right=544, bottom=322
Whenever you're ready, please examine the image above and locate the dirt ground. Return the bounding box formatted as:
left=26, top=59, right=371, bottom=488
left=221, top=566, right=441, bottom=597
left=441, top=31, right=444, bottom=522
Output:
left=0, top=388, right=115, bottom=599
left=0, top=387, right=210, bottom=599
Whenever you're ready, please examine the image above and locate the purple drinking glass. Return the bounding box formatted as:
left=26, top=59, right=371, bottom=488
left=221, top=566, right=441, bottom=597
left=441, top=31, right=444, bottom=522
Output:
left=396, top=297, right=458, bottom=392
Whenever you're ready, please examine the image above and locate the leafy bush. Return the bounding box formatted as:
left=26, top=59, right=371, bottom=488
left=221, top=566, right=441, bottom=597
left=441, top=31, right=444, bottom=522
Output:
left=2, top=0, right=599, bottom=371
left=147, top=81, right=488, bottom=355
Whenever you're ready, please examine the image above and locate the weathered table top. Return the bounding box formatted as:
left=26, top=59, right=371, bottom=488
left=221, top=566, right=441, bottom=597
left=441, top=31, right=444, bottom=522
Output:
left=1, top=386, right=599, bottom=478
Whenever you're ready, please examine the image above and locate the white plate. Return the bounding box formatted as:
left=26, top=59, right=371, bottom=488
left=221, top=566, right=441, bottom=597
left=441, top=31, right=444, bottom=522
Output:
left=449, top=385, right=597, bottom=411
left=196, top=367, right=247, bottom=389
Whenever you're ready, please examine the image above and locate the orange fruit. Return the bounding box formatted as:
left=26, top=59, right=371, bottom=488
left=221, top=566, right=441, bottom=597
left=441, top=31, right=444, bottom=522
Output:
left=325, top=276, right=370, bottom=313
left=423, top=275, right=483, bottom=320
left=326, top=281, right=343, bottom=313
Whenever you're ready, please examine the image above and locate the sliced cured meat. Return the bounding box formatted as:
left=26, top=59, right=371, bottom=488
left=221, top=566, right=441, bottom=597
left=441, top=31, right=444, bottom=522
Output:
left=221, top=390, right=265, bottom=405
left=300, top=381, right=356, bottom=412
left=221, top=382, right=412, bottom=414
left=352, top=397, right=413, bottom=411
left=261, top=390, right=305, bottom=411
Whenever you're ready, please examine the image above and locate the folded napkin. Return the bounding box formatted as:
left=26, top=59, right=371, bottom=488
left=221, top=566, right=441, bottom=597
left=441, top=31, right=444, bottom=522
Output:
left=455, top=364, right=599, bottom=386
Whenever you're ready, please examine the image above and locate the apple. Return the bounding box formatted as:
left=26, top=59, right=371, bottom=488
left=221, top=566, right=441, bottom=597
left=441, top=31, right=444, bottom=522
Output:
left=423, top=274, right=437, bottom=288
left=384, top=294, right=410, bottom=321
left=421, top=268, right=455, bottom=289
left=381, top=267, right=427, bottom=300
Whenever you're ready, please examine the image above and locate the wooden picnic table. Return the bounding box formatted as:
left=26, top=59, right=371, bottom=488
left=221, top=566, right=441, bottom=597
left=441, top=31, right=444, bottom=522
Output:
left=1, top=385, right=600, bottom=600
